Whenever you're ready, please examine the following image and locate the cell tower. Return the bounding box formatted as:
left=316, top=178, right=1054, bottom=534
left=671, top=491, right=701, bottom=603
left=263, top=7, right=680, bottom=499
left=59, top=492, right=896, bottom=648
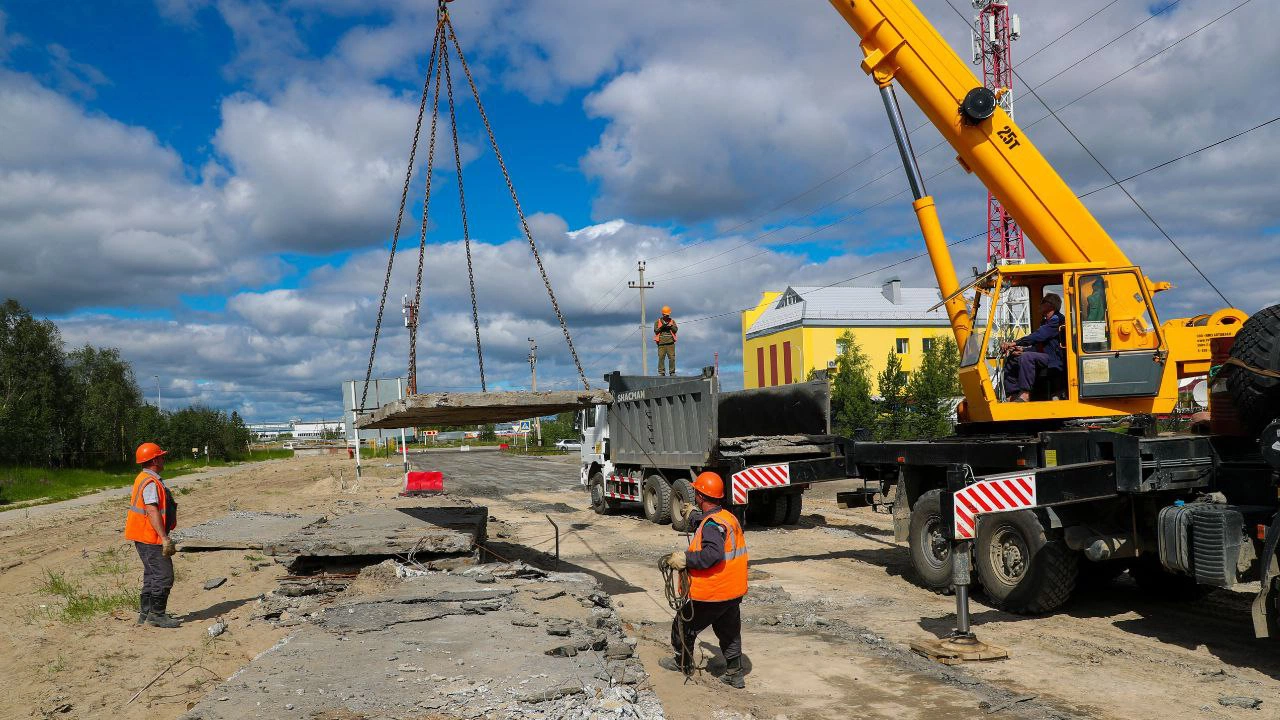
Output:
left=971, top=0, right=1023, bottom=265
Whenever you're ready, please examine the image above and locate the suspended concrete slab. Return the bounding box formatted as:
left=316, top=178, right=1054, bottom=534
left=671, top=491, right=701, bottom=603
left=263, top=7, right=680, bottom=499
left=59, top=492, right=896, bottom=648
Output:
left=356, top=389, right=612, bottom=429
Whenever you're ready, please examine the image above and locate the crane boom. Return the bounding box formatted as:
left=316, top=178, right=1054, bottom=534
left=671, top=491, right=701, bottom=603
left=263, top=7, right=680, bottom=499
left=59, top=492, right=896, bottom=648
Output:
left=829, top=0, right=1132, bottom=269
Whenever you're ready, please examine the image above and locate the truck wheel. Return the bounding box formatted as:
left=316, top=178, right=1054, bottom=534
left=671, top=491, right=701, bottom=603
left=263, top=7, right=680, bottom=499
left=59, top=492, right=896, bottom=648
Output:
left=670, top=478, right=697, bottom=532
left=589, top=472, right=617, bottom=515
left=907, top=489, right=954, bottom=592
left=1226, top=303, right=1280, bottom=433
left=783, top=493, right=803, bottom=526
left=761, top=494, right=788, bottom=527
left=1128, top=556, right=1212, bottom=602
left=642, top=475, right=672, bottom=525
left=975, top=510, right=1077, bottom=614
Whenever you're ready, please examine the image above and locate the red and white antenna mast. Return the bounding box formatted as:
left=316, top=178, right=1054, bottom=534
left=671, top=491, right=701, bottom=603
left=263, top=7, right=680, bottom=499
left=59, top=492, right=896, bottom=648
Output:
left=971, top=1, right=1023, bottom=266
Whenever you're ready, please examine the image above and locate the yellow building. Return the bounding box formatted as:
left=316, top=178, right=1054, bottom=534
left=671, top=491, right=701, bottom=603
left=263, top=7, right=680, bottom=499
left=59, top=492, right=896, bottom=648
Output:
left=741, top=279, right=955, bottom=389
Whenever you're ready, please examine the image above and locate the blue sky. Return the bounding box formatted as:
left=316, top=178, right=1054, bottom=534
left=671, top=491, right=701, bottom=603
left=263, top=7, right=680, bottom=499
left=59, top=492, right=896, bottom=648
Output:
left=1, top=0, right=1277, bottom=421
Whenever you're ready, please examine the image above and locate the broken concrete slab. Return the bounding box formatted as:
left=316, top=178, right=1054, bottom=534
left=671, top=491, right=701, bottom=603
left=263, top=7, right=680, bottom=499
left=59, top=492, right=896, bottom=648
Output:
left=179, top=568, right=663, bottom=720
left=356, top=389, right=612, bottom=429
left=172, top=511, right=323, bottom=551
left=264, top=506, right=487, bottom=558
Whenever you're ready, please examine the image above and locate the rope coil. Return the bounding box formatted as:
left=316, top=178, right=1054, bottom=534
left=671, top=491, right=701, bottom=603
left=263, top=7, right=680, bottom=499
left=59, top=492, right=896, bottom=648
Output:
left=659, top=556, right=695, bottom=679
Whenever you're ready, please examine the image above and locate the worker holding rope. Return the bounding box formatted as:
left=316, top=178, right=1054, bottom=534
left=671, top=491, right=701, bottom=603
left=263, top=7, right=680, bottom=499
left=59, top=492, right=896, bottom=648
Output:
left=659, top=471, right=748, bottom=689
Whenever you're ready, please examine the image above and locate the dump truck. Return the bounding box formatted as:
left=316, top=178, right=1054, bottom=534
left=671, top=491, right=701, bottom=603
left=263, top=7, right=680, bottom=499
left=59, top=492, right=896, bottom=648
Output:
left=820, top=0, right=1280, bottom=634
left=576, top=368, right=850, bottom=531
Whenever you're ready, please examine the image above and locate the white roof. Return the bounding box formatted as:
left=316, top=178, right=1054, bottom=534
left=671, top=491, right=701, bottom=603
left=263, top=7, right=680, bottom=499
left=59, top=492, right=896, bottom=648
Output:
left=745, top=285, right=950, bottom=338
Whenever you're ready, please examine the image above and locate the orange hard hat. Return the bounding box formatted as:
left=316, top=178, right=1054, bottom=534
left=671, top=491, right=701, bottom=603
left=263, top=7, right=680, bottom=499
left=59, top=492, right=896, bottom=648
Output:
left=661, top=306, right=671, bottom=315
left=135, top=442, right=167, bottom=465
left=692, top=471, right=724, bottom=499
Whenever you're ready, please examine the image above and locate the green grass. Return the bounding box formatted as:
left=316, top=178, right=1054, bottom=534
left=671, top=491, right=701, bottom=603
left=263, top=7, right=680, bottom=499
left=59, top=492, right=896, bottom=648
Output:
left=0, top=449, right=295, bottom=511
left=38, top=568, right=136, bottom=623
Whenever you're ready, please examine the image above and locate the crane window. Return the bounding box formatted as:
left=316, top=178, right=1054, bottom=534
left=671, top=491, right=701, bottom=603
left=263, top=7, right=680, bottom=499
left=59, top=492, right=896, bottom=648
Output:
left=1078, top=272, right=1159, bottom=353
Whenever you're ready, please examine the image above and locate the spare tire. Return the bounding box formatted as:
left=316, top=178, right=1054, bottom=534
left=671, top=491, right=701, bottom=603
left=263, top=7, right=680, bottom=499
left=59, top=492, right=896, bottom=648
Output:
left=1226, top=304, right=1280, bottom=433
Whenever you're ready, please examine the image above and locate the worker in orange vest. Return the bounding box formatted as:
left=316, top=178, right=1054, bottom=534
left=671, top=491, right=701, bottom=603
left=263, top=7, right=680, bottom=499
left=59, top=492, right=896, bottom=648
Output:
left=660, top=471, right=748, bottom=688
left=123, top=442, right=181, bottom=628
left=653, top=306, right=678, bottom=376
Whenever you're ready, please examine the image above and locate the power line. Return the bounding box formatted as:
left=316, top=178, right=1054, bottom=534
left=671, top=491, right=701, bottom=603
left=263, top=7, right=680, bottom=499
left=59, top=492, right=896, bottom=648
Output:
left=1018, top=0, right=1124, bottom=65
left=1028, top=0, right=1183, bottom=89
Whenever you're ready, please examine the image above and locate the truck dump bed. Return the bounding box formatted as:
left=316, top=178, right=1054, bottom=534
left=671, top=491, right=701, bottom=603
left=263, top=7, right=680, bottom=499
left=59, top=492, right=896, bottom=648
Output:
left=603, top=370, right=830, bottom=469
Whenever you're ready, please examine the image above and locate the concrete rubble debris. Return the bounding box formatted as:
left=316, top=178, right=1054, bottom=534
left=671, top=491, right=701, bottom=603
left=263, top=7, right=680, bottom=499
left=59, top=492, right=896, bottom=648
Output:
left=207, top=622, right=227, bottom=638
left=357, top=389, right=613, bottom=429
left=265, top=506, right=487, bottom=559
left=203, top=577, right=227, bottom=590
left=179, top=566, right=662, bottom=720
left=1219, top=696, right=1263, bottom=710
left=172, top=512, right=324, bottom=551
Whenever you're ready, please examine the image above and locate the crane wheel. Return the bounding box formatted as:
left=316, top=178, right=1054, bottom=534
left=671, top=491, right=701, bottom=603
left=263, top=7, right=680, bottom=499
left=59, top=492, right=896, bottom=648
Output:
left=974, top=509, right=1077, bottom=614
left=907, top=489, right=955, bottom=593
left=1226, top=303, right=1280, bottom=433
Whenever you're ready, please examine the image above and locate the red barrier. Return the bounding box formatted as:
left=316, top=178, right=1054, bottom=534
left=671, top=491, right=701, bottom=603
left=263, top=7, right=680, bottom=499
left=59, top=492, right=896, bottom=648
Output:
left=404, top=470, right=444, bottom=494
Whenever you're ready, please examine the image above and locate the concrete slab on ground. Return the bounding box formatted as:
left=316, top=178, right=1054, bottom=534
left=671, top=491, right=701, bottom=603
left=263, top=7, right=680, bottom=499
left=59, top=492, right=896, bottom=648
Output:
left=179, top=567, right=662, bottom=720
left=357, top=389, right=612, bottom=428
left=172, top=511, right=324, bottom=551
left=264, top=506, right=488, bottom=557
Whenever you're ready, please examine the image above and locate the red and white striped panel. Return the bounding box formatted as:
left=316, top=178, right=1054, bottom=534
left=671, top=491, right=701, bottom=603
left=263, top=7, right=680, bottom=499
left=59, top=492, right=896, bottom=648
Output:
left=607, top=475, right=641, bottom=502
left=730, top=464, right=790, bottom=505
left=953, top=474, right=1037, bottom=539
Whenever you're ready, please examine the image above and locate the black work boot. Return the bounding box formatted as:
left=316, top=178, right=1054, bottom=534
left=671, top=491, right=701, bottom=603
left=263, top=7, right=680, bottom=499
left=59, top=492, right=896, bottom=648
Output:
left=720, top=656, right=745, bottom=689
left=658, top=654, right=692, bottom=675
left=146, top=590, right=182, bottom=628
left=137, top=592, right=150, bottom=625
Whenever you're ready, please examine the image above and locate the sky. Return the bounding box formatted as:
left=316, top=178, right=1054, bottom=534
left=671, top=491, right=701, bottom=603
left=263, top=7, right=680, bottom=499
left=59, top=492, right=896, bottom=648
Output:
left=1, top=0, right=1278, bottom=422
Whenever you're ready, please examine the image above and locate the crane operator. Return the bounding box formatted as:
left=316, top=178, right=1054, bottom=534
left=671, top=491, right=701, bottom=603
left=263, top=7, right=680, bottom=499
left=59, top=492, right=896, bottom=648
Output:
left=1000, top=293, right=1066, bottom=402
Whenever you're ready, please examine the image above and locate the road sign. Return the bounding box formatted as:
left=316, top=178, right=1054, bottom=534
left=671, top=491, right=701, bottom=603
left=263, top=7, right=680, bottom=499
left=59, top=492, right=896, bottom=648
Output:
left=518, top=421, right=531, bottom=433
left=424, top=430, right=439, bottom=437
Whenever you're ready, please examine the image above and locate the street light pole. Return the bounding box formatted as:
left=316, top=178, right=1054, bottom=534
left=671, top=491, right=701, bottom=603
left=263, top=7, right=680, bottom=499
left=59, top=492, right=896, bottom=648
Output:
left=528, top=338, right=541, bottom=445
left=153, top=375, right=162, bottom=412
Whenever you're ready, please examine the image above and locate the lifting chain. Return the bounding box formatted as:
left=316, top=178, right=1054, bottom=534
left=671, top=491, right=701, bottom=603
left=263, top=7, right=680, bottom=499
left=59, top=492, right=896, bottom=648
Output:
left=409, top=29, right=447, bottom=397
left=446, top=22, right=590, bottom=390
left=442, top=30, right=486, bottom=392
left=361, top=15, right=445, bottom=411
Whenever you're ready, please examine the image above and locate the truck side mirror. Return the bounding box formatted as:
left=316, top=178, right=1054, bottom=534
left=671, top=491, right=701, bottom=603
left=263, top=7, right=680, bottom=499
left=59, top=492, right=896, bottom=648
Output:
left=573, top=412, right=582, bottom=432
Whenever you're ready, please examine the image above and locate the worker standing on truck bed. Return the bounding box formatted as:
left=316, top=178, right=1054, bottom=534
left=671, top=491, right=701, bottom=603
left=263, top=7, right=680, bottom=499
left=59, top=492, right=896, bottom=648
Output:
left=654, top=306, right=678, bottom=376
left=660, top=472, right=748, bottom=688
left=1000, top=293, right=1066, bottom=402
left=123, top=442, right=182, bottom=628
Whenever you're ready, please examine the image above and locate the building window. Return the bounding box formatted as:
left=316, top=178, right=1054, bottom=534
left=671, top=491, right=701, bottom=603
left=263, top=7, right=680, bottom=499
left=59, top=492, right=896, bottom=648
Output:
left=756, top=347, right=765, bottom=388
left=783, top=341, right=793, bottom=384
left=896, top=337, right=909, bottom=354
left=922, top=337, right=934, bottom=353
left=769, top=344, right=779, bottom=386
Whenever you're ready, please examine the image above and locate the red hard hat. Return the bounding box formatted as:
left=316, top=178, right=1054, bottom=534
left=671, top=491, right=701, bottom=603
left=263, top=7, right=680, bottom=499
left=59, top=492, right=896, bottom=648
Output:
left=136, top=442, right=167, bottom=465
left=692, top=471, right=724, bottom=499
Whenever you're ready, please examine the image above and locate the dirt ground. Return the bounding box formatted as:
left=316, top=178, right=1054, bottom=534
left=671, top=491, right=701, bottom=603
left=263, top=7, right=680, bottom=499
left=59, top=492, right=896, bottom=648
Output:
left=2, top=451, right=1278, bottom=719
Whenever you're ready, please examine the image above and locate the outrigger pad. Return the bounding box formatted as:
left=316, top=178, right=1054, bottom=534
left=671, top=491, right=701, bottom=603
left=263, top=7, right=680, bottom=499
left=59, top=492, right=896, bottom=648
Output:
left=356, top=389, right=613, bottom=429
left=909, top=635, right=1009, bottom=665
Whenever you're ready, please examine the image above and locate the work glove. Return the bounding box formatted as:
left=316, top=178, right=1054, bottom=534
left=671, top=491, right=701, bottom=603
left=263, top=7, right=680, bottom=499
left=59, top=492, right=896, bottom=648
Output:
left=679, top=502, right=696, bottom=522
left=664, top=551, right=687, bottom=571
left=162, top=539, right=177, bottom=557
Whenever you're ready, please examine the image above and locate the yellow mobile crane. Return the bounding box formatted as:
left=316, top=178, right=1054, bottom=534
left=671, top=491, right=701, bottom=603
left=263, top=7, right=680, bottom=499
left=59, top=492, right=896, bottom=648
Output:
left=822, top=0, right=1280, bottom=633
left=830, top=0, right=1247, bottom=425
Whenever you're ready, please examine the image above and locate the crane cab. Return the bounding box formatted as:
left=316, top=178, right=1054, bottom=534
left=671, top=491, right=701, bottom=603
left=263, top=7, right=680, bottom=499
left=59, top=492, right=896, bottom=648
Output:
left=955, top=263, right=1240, bottom=425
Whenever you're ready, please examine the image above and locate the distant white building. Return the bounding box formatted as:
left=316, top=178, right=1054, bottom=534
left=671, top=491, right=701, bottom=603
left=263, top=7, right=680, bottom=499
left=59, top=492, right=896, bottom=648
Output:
left=247, top=422, right=292, bottom=440
left=292, top=420, right=345, bottom=440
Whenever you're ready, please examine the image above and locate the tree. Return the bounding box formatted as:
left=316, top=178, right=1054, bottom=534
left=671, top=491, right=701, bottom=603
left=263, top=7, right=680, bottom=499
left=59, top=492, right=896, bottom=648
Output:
left=0, top=299, right=70, bottom=465
left=828, top=331, right=876, bottom=438
left=479, top=424, right=497, bottom=440
left=875, top=351, right=909, bottom=440
left=66, top=345, right=143, bottom=464
left=906, top=337, right=962, bottom=439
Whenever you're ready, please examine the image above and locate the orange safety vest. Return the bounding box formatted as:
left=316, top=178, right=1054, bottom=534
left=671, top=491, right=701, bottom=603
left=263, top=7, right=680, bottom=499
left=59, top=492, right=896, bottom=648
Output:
left=123, top=469, right=175, bottom=545
left=686, top=508, right=748, bottom=601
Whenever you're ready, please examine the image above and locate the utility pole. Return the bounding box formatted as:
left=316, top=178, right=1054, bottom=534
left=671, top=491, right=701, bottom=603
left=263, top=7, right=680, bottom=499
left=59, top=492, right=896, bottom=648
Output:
left=528, top=337, right=541, bottom=445
left=153, top=375, right=161, bottom=412
left=628, top=261, right=655, bottom=375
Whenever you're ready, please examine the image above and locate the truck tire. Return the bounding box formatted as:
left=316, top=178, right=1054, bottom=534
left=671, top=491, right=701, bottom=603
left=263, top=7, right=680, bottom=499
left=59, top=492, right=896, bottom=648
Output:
left=761, top=493, right=788, bottom=527
left=589, top=472, right=618, bottom=515
left=669, top=478, right=697, bottom=532
left=642, top=475, right=672, bottom=525
left=1226, top=303, right=1280, bottom=433
left=783, top=493, right=803, bottom=526
left=907, top=489, right=954, bottom=593
left=1128, top=556, right=1212, bottom=602
left=975, top=510, right=1077, bottom=614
